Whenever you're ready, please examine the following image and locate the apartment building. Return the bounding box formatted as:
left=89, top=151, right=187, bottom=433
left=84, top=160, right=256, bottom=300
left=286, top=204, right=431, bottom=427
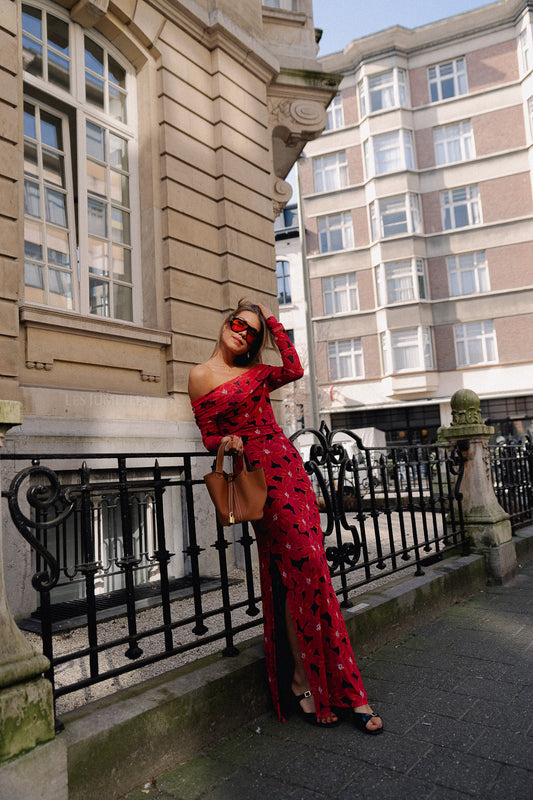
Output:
left=299, top=0, right=533, bottom=445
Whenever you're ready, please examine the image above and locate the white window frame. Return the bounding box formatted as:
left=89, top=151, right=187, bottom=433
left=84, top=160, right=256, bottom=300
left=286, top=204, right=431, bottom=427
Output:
left=327, top=338, right=364, bottom=381
left=318, top=212, right=354, bottom=253
left=22, top=0, right=141, bottom=323
left=454, top=320, right=497, bottom=367
left=519, top=25, right=532, bottom=74
left=428, top=57, right=468, bottom=103
left=364, top=130, right=414, bottom=177
left=325, top=93, right=344, bottom=131
left=447, top=252, right=489, bottom=297
left=528, top=96, right=533, bottom=138
left=434, top=120, right=474, bottom=165
left=381, top=327, right=434, bottom=374
left=370, top=193, right=421, bottom=240
left=358, top=68, right=408, bottom=117
left=323, top=273, right=358, bottom=315
left=376, top=259, right=427, bottom=306
left=441, top=185, right=481, bottom=230
left=313, top=151, right=349, bottom=193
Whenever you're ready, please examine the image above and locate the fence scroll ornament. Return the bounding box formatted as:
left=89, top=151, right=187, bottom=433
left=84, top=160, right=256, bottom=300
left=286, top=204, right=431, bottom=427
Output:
left=5, top=461, right=75, bottom=591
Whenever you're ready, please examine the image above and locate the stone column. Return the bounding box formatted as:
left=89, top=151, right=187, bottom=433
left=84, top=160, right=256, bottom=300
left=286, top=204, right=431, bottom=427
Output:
left=0, top=401, right=54, bottom=763
left=438, top=389, right=517, bottom=585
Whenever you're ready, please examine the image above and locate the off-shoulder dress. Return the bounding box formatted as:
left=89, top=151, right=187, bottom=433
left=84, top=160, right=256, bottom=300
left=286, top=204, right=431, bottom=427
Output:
left=191, top=316, right=368, bottom=720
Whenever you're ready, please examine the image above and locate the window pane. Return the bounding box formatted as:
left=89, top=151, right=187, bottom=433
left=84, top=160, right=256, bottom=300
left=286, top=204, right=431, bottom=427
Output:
left=22, top=34, right=43, bottom=78
left=22, top=5, right=42, bottom=38
left=24, top=220, right=43, bottom=260
left=42, top=150, right=65, bottom=187
left=89, top=277, right=110, bottom=316
left=109, top=134, right=128, bottom=170
left=24, top=142, right=39, bottom=178
left=114, top=283, right=133, bottom=321
left=87, top=159, right=107, bottom=197
left=110, top=170, right=129, bottom=205
left=47, top=15, right=69, bottom=54
left=23, top=103, right=37, bottom=139
left=49, top=268, right=72, bottom=309
left=24, top=261, right=45, bottom=303
left=87, top=122, right=105, bottom=161
left=86, top=73, right=105, bottom=108
left=48, top=50, right=70, bottom=91
left=88, top=238, right=109, bottom=275
left=45, top=187, right=67, bottom=226
left=85, top=37, right=104, bottom=75
left=109, top=86, right=127, bottom=122
left=88, top=198, right=107, bottom=237
left=24, top=180, right=41, bottom=217
left=40, top=110, right=63, bottom=150
left=111, top=208, right=130, bottom=244
left=108, top=56, right=126, bottom=88
left=47, top=228, right=70, bottom=267
left=112, top=245, right=132, bottom=282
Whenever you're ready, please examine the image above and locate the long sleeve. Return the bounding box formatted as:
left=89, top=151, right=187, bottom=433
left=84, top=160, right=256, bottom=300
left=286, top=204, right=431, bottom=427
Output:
left=192, top=400, right=225, bottom=453
left=265, top=316, right=304, bottom=391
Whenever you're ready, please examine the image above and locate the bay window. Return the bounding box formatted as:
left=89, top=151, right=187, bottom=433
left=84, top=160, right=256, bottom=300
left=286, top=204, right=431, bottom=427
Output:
left=376, top=259, right=427, bottom=305
left=364, top=130, right=415, bottom=177
left=370, top=194, right=421, bottom=240
left=358, top=68, right=408, bottom=116
left=22, top=1, right=139, bottom=322
left=382, top=327, right=434, bottom=374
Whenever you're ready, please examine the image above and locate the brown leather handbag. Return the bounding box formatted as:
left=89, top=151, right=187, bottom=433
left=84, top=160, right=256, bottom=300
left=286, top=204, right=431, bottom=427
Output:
left=203, top=441, right=267, bottom=526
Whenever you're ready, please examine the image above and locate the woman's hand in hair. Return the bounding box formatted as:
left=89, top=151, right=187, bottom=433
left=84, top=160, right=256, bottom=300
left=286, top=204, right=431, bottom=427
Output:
left=256, top=301, right=274, bottom=320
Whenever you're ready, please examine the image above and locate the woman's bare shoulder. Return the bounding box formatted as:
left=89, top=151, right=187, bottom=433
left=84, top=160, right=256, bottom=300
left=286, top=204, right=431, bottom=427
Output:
left=188, top=363, right=213, bottom=401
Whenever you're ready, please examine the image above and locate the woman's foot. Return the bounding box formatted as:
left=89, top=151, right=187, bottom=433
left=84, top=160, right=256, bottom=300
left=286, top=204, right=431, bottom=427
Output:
left=352, top=703, right=384, bottom=735
left=291, top=681, right=339, bottom=726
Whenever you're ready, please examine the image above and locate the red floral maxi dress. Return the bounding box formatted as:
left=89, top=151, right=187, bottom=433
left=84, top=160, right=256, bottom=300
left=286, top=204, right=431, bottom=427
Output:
left=191, top=316, right=368, bottom=720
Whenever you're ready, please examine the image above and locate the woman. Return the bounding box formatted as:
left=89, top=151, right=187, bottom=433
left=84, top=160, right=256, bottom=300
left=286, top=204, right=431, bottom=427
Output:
left=188, top=299, right=383, bottom=733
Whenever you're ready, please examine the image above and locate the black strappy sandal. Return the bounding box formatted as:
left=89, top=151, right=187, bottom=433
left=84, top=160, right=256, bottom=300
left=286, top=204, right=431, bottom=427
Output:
left=351, top=709, right=384, bottom=735
left=293, top=690, right=342, bottom=728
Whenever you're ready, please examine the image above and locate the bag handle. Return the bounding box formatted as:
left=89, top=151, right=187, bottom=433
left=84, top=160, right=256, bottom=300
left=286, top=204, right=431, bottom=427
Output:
left=214, top=441, right=252, bottom=474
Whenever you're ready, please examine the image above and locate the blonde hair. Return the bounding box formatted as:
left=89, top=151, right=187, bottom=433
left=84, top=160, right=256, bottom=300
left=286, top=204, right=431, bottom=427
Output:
left=213, top=298, right=274, bottom=366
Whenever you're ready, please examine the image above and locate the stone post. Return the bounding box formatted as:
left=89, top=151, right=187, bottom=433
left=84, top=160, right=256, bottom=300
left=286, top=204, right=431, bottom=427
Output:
left=0, top=401, right=55, bottom=763
left=438, top=389, right=517, bottom=584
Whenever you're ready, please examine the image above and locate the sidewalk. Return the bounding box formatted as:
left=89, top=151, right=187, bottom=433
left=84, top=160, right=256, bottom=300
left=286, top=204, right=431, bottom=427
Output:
left=122, top=561, right=533, bottom=800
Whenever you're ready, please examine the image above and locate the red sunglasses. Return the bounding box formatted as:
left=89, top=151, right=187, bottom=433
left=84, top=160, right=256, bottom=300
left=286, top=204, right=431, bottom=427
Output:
left=230, top=316, right=260, bottom=344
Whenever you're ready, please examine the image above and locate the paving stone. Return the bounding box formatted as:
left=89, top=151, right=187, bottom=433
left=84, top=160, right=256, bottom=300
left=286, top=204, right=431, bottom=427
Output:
left=467, top=727, right=533, bottom=770
left=335, top=763, right=432, bottom=800
left=407, top=747, right=501, bottom=796
left=488, top=764, right=533, bottom=800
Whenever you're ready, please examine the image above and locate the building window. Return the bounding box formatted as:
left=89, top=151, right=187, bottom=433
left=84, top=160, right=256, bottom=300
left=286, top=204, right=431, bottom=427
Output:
left=441, top=186, right=481, bottom=230
left=328, top=339, right=364, bottom=380
left=428, top=57, right=467, bottom=102
left=447, top=251, right=489, bottom=297
left=323, top=273, right=358, bottom=315
left=325, top=93, right=344, bottom=131
left=519, top=26, right=532, bottom=73
left=382, top=327, right=434, bottom=373
left=370, top=194, right=421, bottom=240
left=313, top=151, right=349, bottom=193
left=376, top=259, right=427, bottom=305
left=276, top=260, right=291, bottom=304
left=358, top=68, right=407, bottom=116
left=364, top=130, right=414, bottom=177
left=22, top=1, right=138, bottom=322
left=434, top=120, right=474, bottom=165
left=454, top=320, right=497, bottom=366
left=318, top=212, right=354, bottom=253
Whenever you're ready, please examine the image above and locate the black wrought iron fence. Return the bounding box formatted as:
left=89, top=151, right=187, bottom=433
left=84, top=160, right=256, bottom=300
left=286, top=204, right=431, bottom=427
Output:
left=490, top=435, right=533, bottom=530
left=2, top=426, right=466, bottom=719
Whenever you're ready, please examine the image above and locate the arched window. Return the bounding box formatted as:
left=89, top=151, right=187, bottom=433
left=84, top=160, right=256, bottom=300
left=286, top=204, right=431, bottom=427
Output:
left=22, top=1, right=139, bottom=322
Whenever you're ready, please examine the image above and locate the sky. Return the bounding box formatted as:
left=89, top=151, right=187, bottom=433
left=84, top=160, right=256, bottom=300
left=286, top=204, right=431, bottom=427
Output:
left=312, top=0, right=493, bottom=56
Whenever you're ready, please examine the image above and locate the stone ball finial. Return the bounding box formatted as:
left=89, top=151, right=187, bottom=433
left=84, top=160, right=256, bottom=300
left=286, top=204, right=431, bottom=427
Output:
left=450, top=388, right=484, bottom=427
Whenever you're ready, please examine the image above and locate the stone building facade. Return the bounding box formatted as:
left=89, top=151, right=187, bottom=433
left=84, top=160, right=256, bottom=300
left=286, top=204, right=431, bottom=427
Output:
left=299, top=0, right=533, bottom=445
left=0, top=0, right=339, bottom=615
